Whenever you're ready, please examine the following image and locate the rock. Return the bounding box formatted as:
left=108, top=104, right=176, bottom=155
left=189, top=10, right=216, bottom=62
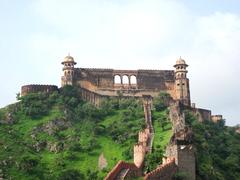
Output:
left=32, top=118, right=72, bottom=136
left=44, top=118, right=71, bottom=135
left=33, top=141, right=47, bottom=152
left=47, top=142, right=64, bottom=153
left=98, top=152, right=108, bottom=170
left=0, top=112, right=15, bottom=125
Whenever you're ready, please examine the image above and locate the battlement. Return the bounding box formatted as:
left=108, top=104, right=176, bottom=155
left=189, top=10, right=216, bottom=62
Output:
left=134, top=143, right=146, bottom=168
left=104, top=160, right=140, bottom=180
left=138, top=128, right=150, bottom=146
left=21, top=84, right=58, bottom=96
left=144, top=158, right=177, bottom=180
left=165, top=144, right=195, bottom=180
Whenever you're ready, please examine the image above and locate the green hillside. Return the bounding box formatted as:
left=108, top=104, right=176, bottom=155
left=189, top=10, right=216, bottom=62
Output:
left=0, top=86, right=171, bottom=179
left=1, top=86, right=239, bottom=180
left=185, top=110, right=240, bottom=180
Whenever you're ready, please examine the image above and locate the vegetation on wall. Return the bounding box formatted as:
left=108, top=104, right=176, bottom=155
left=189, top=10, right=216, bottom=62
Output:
left=144, top=92, right=172, bottom=173
left=184, top=110, right=240, bottom=180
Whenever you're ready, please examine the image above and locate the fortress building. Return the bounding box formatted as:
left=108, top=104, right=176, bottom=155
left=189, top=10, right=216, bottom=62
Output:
left=20, top=55, right=224, bottom=179
left=60, top=55, right=191, bottom=106
left=21, top=55, right=222, bottom=122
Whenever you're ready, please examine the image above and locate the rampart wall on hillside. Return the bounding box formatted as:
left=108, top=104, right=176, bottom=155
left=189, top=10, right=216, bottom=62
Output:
left=21, top=85, right=58, bottom=96
left=166, top=101, right=196, bottom=180
left=144, top=158, right=177, bottom=180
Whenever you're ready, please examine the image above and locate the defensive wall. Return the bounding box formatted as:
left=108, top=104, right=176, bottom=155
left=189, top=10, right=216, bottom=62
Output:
left=73, top=68, right=178, bottom=103
left=19, top=55, right=225, bottom=180
left=165, top=144, right=195, bottom=180
left=144, top=158, right=177, bottom=180
left=21, top=84, right=58, bottom=96
left=104, top=160, right=141, bottom=180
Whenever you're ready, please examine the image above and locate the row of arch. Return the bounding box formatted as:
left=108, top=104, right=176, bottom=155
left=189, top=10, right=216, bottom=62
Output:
left=176, top=73, right=186, bottom=78
left=64, top=70, right=74, bottom=76
left=114, top=75, right=137, bottom=85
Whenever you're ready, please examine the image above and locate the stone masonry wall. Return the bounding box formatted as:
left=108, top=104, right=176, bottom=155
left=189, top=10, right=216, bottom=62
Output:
left=74, top=68, right=175, bottom=91
left=21, top=85, right=58, bottom=96
left=144, top=158, right=177, bottom=180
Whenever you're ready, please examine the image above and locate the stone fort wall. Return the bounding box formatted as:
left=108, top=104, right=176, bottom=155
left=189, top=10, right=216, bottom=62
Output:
left=73, top=68, right=177, bottom=100
left=144, top=158, right=177, bottom=180
left=21, top=85, right=58, bottom=96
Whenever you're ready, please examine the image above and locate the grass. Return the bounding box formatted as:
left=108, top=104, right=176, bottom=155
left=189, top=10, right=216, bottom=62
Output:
left=0, top=95, right=173, bottom=179
left=152, top=110, right=172, bottom=151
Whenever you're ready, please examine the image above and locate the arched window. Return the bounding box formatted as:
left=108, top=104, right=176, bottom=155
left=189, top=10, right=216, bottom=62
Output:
left=122, top=75, right=129, bottom=84
left=130, top=75, right=137, bottom=84
left=114, top=75, right=121, bottom=84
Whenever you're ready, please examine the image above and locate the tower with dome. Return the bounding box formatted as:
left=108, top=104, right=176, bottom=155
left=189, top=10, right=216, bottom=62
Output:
left=59, top=55, right=191, bottom=106
left=21, top=55, right=193, bottom=107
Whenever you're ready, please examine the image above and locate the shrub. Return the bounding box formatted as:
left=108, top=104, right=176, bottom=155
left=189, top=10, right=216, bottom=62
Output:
left=59, top=169, right=85, bottom=180
left=153, top=92, right=171, bottom=111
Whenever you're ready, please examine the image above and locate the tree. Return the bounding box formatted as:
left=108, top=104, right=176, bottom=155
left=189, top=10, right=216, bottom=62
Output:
left=59, top=169, right=85, bottom=180
left=153, top=92, right=171, bottom=111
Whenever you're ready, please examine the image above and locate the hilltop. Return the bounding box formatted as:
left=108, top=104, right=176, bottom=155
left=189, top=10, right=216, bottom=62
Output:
left=0, top=86, right=172, bottom=179
left=0, top=86, right=240, bottom=179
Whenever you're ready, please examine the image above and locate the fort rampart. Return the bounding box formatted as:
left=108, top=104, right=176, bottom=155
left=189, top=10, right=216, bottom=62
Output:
left=21, top=84, right=58, bottom=96
left=144, top=158, right=177, bottom=180
left=104, top=160, right=141, bottom=180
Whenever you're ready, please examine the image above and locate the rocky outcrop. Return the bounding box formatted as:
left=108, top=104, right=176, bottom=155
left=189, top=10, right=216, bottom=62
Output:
left=30, top=118, right=72, bottom=152
left=32, top=141, right=47, bottom=152
left=47, top=142, right=64, bottom=153
left=31, top=118, right=72, bottom=137
left=0, top=113, right=15, bottom=125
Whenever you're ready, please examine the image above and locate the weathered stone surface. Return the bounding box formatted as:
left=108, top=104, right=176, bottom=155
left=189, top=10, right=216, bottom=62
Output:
left=21, top=84, right=58, bottom=96
left=0, top=113, right=15, bottom=125
left=31, top=118, right=72, bottom=136
left=47, top=142, right=64, bottom=153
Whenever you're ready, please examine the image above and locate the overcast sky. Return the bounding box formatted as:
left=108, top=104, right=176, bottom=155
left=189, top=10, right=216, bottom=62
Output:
left=0, top=0, right=240, bottom=126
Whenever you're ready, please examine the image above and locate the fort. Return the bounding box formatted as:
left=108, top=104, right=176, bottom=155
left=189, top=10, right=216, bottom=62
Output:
left=21, top=55, right=223, bottom=179
left=22, top=55, right=191, bottom=106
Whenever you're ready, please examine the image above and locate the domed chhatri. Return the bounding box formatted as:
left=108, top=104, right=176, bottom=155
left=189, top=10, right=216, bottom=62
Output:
left=61, top=54, right=77, bottom=86
left=174, top=56, right=188, bottom=67
left=61, top=54, right=77, bottom=65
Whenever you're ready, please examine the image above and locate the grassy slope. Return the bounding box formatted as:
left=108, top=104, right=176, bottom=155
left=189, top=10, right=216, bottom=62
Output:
left=152, top=110, right=172, bottom=152
left=0, top=92, right=173, bottom=179
left=0, top=104, right=143, bottom=179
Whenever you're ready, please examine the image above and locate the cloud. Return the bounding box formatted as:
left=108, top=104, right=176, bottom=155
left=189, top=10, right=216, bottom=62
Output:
left=30, top=0, right=193, bottom=69
left=27, top=1, right=240, bottom=125
left=1, top=0, right=240, bottom=125
left=188, top=12, right=240, bottom=125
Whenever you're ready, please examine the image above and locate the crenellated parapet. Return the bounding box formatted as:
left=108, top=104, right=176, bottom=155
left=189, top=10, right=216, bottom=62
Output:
left=144, top=158, right=177, bottom=180
left=21, top=84, right=58, bottom=96
left=138, top=128, right=150, bottom=146
left=133, top=143, right=146, bottom=168
left=104, top=160, right=141, bottom=180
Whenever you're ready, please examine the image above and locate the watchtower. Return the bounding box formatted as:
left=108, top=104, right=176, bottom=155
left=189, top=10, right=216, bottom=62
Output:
left=61, top=54, right=77, bottom=87
left=174, top=57, right=191, bottom=106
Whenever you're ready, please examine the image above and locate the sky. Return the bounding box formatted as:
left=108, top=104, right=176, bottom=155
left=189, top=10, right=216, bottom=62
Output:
left=0, top=0, right=240, bottom=126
